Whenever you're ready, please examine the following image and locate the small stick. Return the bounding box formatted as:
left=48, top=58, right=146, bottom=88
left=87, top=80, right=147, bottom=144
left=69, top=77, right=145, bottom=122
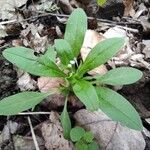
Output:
left=18, top=112, right=51, bottom=115
left=27, top=116, right=40, bottom=150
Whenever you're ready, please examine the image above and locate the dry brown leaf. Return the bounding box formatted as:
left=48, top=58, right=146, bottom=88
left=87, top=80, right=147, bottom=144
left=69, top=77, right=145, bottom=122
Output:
left=41, top=111, right=74, bottom=150
left=81, top=30, right=108, bottom=76
left=37, top=77, right=65, bottom=93
left=74, top=109, right=146, bottom=150
left=123, top=0, right=135, bottom=16
left=21, top=23, right=48, bottom=53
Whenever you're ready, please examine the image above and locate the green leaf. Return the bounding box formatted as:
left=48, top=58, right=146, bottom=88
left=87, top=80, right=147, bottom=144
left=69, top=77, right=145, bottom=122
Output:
left=97, top=0, right=106, bottom=6
left=83, top=132, right=94, bottom=143
left=60, top=97, right=71, bottom=139
left=73, top=80, right=99, bottom=111
left=3, top=47, right=65, bottom=77
left=41, top=45, right=56, bottom=63
left=70, top=127, right=85, bottom=142
left=0, top=92, right=50, bottom=115
left=88, top=141, right=99, bottom=150
left=77, top=38, right=125, bottom=77
left=76, top=141, right=88, bottom=150
left=94, top=67, right=143, bottom=85
left=55, top=39, right=74, bottom=65
left=96, top=87, right=143, bottom=130
left=64, top=8, right=87, bottom=57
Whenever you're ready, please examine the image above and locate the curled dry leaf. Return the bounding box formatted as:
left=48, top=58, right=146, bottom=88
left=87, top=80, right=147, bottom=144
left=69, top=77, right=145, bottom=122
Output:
left=81, top=30, right=108, bottom=76
left=74, top=109, right=146, bottom=150
left=41, top=111, right=74, bottom=150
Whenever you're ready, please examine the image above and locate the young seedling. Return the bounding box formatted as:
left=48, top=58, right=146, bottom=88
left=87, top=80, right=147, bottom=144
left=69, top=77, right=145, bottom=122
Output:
left=70, top=126, right=99, bottom=150
left=1, top=8, right=143, bottom=143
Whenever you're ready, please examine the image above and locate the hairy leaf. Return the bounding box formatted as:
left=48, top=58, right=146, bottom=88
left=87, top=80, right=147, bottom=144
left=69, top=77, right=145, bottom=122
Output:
left=60, top=97, right=71, bottom=139
left=3, top=47, right=65, bottom=77
left=0, top=92, right=50, bottom=115
left=73, top=80, right=99, bottom=111
left=96, top=87, right=143, bottom=130
left=70, top=127, right=85, bottom=142
left=95, top=67, right=143, bottom=85
left=64, top=8, right=87, bottom=57
left=55, top=39, right=74, bottom=65
left=77, top=38, right=125, bottom=77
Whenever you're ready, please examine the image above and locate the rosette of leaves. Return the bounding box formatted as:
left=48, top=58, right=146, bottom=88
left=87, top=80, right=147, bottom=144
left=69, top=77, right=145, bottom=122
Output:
left=1, top=8, right=143, bottom=141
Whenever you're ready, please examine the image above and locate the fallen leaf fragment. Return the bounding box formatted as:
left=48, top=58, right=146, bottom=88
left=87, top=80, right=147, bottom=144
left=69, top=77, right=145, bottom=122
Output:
left=41, top=111, right=74, bottom=150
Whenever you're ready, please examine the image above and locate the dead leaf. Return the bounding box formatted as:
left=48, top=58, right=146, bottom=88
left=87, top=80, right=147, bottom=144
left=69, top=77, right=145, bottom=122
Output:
left=81, top=30, right=108, bottom=76
left=17, top=72, right=37, bottom=91
left=37, top=77, right=65, bottom=93
left=5, top=136, right=44, bottom=150
left=0, top=0, right=27, bottom=20
left=37, top=77, right=65, bottom=109
left=41, top=111, right=74, bottom=150
left=58, top=0, right=74, bottom=14
left=74, top=109, right=146, bottom=150
left=142, top=40, right=150, bottom=59
left=0, top=25, right=7, bottom=38
left=123, top=0, right=135, bottom=16
left=21, top=23, right=48, bottom=53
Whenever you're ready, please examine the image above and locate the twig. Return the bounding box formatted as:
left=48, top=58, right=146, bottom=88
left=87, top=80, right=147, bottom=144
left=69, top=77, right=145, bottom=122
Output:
left=0, top=11, right=141, bottom=29
left=27, top=116, right=40, bottom=150
left=18, top=112, right=51, bottom=115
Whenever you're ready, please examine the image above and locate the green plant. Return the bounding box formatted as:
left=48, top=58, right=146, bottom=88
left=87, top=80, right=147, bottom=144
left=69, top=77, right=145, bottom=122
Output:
left=97, top=0, right=106, bottom=6
left=70, top=127, right=99, bottom=150
left=1, top=8, right=143, bottom=142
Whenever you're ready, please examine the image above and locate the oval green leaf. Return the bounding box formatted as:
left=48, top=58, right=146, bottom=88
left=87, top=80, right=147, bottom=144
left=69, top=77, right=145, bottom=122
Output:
left=64, top=8, right=87, bottom=57
left=77, top=38, right=125, bottom=77
left=60, top=97, right=71, bottom=139
left=70, top=127, right=85, bottom=142
left=0, top=92, right=50, bottom=115
left=95, top=67, right=143, bottom=85
left=96, top=87, right=143, bottom=130
left=73, top=80, right=99, bottom=111
left=3, top=47, right=65, bottom=77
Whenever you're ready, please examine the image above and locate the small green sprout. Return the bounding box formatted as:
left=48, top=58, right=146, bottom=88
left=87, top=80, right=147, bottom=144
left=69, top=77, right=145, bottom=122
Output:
left=70, top=127, right=99, bottom=150
left=97, top=0, right=106, bottom=6
left=1, top=8, right=143, bottom=145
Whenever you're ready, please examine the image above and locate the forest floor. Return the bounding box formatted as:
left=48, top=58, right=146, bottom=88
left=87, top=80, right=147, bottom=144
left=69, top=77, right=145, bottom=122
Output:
left=0, top=0, right=150, bottom=149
